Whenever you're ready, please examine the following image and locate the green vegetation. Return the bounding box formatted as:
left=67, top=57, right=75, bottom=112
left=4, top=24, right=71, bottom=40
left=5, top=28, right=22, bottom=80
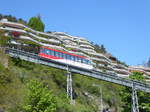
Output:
left=0, top=33, right=11, bottom=47
left=0, top=14, right=27, bottom=24
left=0, top=49, right=124, bottom=111
left=93, top=44, right=107, bottom=54
left=28, top=16, right=45, bottom=32
left=0, top=14, right=150, bottom=112
left=120, top=72, right=150, bottom=112
left=22, top=80, right=56, bottom=112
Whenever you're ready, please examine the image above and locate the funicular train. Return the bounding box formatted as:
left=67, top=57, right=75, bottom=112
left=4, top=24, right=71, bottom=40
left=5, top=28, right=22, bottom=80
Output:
left=38, top=46, right=94, bottom=70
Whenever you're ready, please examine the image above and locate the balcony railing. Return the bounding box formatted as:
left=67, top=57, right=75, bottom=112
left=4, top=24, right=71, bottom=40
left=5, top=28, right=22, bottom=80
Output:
left=78, top=40, right=90, bottom=44
left=28, top=33, right=60, bottom=44
left=113, top=68, right=131, bottom=75
left=80, top=44, right=95, bottom=49
left=81, top=48, right=96, bottom=53
left=0, top=19, right=60, bottom=40
left=97, top=64, right=114, bottom=70
left=91, top=57, right=111, bottom=65
left=0, top=27, right=26, bottom=33
left=112, top=63, right=128, bottom=70
left=117, top=74, right=129, bottom=78
left=19, top=36, right=64, bottom=50
left=0, top=20, right=25, bottom=28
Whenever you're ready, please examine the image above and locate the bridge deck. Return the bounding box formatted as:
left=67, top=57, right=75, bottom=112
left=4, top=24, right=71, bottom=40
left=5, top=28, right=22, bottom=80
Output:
left=5, top=47, right=150, bottom=93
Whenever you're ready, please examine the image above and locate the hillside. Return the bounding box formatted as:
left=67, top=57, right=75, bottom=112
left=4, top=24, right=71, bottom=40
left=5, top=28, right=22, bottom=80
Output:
left=0, top=14, right=150, bottom=112
left=0, top=49, right=123, bottom=112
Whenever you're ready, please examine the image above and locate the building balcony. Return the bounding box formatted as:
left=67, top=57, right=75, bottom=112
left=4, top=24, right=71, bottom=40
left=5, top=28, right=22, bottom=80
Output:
left=91, top=52, right=111, bottom=62
left=80, top=44, right=94, bottom=49
left=60, top=36, right=73, bottom=41
left=81, top=48, right=96, bottom=53
left=117, top=74, right=129, bottom=78
left=114, top=68, right=130, bottom=75
left=0, top=26, right=26, bottom=33
left=106, top=70, right=116, bottom=75
left=0, top=19, right=61, bottom=40
left=112, top=63, right=128, bottom=70
left=0, top=19, right=25, bottom=29
left=97, top=64, right=113, bottom=70
left=19, top=36, right=64, bottom=50
left=78, top=40, right=91, bottom=44
left=10, top=40, right=21, bottom=45
left=28, top=32, right=61, bottom=44
left=63, top=40, right=77, bottom=46
left=91, top=57, right=111, bottom=65
left=64, top=44, right=80, bottom=50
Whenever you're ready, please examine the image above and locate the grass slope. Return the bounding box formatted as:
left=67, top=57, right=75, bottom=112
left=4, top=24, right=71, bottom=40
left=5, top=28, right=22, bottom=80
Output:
left=0, top=50, right=123, bottom=112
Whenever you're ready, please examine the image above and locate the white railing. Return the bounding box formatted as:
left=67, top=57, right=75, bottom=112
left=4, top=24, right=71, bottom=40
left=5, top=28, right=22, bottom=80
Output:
left=19, top=36, right=64, bottom=50
left=28, top=32, right=60, bottom=44
left=81, top=48, right=96, bottom=53
left=91, top=57, right=111, bottom=64
left=0, top=19, right=60, bottom=40
left=113, top=68, right=131, bottom=74
left=117, top=74, right=129, bottom=78
left=0, top=20, right=25, bottom=28
left=0, top=27, right=26, bottom=33
left=78, top=40, right=90, bottom=44
left=80, top=44, right=94, bottom=49
left=112, top=63, right=128, bottom=70
left=64, top=44, right=80, bottom=50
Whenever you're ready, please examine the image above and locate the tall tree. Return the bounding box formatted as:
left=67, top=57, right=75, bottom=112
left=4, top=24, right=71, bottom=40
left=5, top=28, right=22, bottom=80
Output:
left=94, top=44, right=107, bottom=54
left=120, top=72, right=150, bottom=112
left=22, top=80, right=56, bottom=112
left=28, top=16, right=45, bottom=32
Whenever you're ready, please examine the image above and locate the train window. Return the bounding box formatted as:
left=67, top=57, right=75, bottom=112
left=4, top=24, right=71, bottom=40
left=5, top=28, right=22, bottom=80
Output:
left=66, top=54, right=69, bottom=59
left=61, top=52, right=64, bottom=58
left=78, top=58, right=82, bottom=63
left=55, top=52, right=58, bottom=57
left=73, top=56, right=75, bottom=61
left=70, top=55, right=74, bottom=61
left=86, top=60, right=88, bottom=64
left=54, top=51, right=56, bottom=56
left=74, top=57, right=78, bottom=62
left=45, top=49, right=49, bottom=55
left=58, top=52, right=62, bottom=58
left=59, top=52, right=63, bottom=58
left=77, top=57, right=79, bottom=62
left=67, top=55, right=71, bottom=60
left=64, top=54, right=66, bottom=59
left=61, top=53, right=65, bottom=58
left=85, top=59, right=87, bottom=64
left=51, top=50, right=54, bottom=56
left=81, top=58, right=83, bottom=63
left=58, top=52, right=61, bottom=58
left=87, top=60, right=91, bottom=65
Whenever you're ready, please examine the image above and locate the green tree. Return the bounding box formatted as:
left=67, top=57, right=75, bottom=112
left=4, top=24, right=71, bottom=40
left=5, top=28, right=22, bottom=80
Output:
left=0, top=34, right=11, bottom=47
left=28, top=16, right=45, bottom=32
left=120, top=72, right=150, bottom=112
left=22, top=80, right=56, bottom=112
left=94, top=44, right=107, bottom=54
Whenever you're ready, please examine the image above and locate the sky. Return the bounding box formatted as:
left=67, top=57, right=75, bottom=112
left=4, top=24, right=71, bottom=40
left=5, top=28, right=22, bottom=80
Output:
left=0, top=0, right=150, bottom=65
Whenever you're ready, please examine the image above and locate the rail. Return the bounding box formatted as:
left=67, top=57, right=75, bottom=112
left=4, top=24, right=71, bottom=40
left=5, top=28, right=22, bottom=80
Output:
left=5, top=47, right=150, bottom=93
